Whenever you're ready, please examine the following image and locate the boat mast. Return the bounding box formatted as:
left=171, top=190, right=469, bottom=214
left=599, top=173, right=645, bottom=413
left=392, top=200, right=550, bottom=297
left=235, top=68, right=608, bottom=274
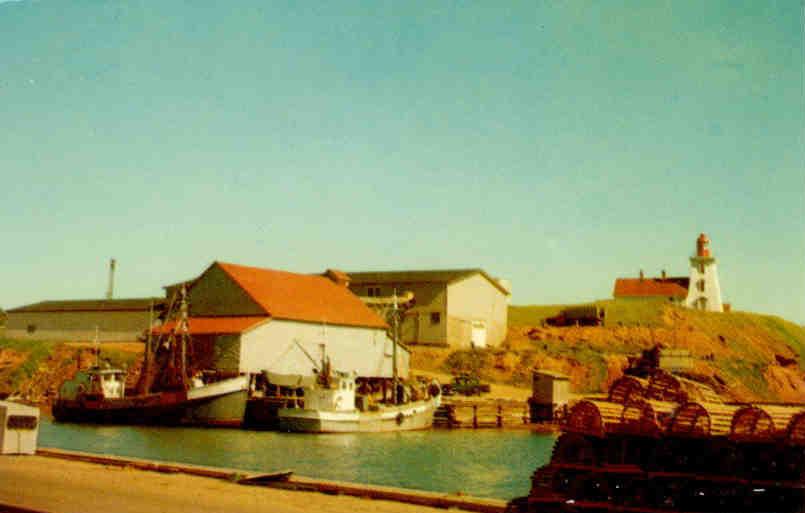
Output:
left=179, top=285, right=189, bottom=389
left=392, top=289, right=398, bottom=405
left=94, top=325, right=100, bottom=367
left=141, top=301, right=153, bottom=393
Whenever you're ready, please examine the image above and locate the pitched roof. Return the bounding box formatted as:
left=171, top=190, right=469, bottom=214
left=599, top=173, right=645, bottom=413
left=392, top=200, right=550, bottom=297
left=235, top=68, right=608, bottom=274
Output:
left=7, top=297, right=164, bottom=314
left=613, top=278, right=689, bottom=298
left=213, top=262, right=388, bottom=329
left=347, top=268, right=510, bottom=295
left=152, top=316, right=268, bottom=335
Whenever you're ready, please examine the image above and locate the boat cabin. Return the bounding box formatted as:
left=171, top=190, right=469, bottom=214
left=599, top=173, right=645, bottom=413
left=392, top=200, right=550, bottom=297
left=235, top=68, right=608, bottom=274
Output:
left=303, top=373, right=356, bottom=413
left=58, top=366, right=127, bottom=401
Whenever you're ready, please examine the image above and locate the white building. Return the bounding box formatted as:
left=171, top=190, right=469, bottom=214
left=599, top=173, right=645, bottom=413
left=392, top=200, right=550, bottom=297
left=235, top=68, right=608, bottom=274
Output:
left=158, top=262, right=408, bottom=380
left=684, top=233, right=724, bottom=312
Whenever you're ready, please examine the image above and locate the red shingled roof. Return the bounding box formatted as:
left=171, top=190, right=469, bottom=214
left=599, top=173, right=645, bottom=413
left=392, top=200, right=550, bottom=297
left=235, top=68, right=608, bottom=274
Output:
left=613, top=278, right=689, bottom=298
left=216, top=262, right=388, bottom=329
left=153, top=316, right=268, bottom=335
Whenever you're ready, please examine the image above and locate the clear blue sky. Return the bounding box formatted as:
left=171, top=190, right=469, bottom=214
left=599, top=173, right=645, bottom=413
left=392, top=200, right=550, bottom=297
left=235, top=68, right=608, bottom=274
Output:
left=1, top=1, right=803, bottom=322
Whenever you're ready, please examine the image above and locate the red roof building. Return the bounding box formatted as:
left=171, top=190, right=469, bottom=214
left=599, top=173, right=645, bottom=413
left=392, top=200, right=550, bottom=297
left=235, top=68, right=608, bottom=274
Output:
left=214, top=262, right=387, bottom=329
left=158, top=262, right=403, bottom=379
left=613, top=271, right=690, bottom=301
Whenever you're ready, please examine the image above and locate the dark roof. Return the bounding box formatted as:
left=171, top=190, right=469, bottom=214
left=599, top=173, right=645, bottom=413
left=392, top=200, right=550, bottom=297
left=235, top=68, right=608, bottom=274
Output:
left=613, top=277, right=690, bottom=298
left=7, top=297, right=164, bottom=313
left=346, top=269, right=510, bottom=295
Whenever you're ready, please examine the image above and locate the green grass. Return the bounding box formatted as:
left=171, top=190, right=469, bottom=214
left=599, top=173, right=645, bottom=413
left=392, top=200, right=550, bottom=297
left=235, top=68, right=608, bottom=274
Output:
left=760, top=315, right=805, bottom=362
left=509, top=298, right=667, bottom=328
left=507, top=304, right=566, bottom=326
left=0, top=338, right=58, bottom=390
left=97, top=346, right=140, bottom=369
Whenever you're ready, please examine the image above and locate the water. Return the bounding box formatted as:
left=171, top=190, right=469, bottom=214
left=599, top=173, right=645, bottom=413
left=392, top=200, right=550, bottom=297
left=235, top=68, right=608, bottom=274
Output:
left=39, top=418, right=555, bottom=499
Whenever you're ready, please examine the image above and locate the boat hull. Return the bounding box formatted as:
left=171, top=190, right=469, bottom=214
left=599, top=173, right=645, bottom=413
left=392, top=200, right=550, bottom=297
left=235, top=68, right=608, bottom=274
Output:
left=277, top=399, right=438, bottom=433
left=52, top=376, right=249, bottom=428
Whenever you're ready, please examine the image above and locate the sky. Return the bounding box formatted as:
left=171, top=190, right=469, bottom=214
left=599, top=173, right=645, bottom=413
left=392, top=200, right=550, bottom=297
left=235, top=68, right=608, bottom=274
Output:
left=1, top=0, right=803, bottom=322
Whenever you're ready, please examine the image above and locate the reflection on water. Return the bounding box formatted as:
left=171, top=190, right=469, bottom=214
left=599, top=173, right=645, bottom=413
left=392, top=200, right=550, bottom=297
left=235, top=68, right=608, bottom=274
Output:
left=39, top=419, right=555, bottom=499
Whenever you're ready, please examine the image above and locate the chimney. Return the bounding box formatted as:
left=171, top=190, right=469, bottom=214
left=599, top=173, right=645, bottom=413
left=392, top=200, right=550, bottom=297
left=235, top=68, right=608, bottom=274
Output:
left=106, top=258, right=116, bottom=299
left=661, top=270, right=667, bottom=281
left=639, top=269, right=644, bottom=281
left=323, top=269, right=350, bottom=287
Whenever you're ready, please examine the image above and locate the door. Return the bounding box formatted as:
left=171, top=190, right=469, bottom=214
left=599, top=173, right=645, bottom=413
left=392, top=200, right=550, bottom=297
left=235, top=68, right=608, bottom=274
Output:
left=471, top=321, right=487, bottom=348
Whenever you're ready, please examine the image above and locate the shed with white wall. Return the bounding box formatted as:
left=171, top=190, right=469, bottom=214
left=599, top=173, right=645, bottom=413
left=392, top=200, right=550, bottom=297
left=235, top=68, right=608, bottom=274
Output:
left=0, top=401, right=40, bottom=455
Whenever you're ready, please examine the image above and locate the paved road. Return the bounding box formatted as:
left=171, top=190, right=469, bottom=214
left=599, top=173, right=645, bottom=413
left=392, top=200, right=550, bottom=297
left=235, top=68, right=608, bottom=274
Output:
left=0, top=455, right=448, bottom=513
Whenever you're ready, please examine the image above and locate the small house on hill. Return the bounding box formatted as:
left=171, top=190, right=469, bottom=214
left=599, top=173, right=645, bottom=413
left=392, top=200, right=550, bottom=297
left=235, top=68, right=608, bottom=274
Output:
left=157, top=262, right=407, bottom=379
left=346, top=269, right=510, bottom=349
left=613, top=270, right=690, bottom=303
left=4, top=298, right=163, bottom=342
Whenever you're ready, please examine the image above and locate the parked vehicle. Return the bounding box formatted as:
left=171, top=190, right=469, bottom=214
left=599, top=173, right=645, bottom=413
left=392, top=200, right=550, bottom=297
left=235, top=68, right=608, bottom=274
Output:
left=544, top=304, right=605, bottom=327
left=441, top=374, right=491, bottom=396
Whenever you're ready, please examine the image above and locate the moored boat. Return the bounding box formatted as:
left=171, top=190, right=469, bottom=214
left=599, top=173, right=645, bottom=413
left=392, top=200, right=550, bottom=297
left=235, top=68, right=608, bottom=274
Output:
left=276, top=371, right=440, bottom=433
left=52, top=367, right=248, bottom=427
left=52, top=286, right=249, bottom=427
left=276, top=290, right=441, bottom=433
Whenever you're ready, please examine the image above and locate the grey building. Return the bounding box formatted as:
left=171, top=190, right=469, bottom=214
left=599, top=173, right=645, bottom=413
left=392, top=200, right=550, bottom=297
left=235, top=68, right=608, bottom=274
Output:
left=347, top=269, right=510, bottom=349
left=4, top=298, right=163, bottom=342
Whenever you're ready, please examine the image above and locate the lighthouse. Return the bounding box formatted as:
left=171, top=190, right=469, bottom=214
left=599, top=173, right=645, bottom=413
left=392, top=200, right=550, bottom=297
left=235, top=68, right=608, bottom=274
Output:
left=684, top=233, right=723, bottom=312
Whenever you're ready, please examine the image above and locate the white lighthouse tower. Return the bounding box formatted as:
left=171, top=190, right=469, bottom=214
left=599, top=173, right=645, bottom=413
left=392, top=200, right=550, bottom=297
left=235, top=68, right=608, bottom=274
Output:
left=684, top=233, right=723, bottom=312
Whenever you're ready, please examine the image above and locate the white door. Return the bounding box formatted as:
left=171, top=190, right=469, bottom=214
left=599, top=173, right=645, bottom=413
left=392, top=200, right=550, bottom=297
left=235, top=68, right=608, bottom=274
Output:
left=471, top=321, right=487, bottom=348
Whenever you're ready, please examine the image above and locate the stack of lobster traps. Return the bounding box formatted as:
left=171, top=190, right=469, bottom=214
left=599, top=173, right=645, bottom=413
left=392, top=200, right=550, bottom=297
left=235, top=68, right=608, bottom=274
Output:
left=508, top=369, right=805, bottom=513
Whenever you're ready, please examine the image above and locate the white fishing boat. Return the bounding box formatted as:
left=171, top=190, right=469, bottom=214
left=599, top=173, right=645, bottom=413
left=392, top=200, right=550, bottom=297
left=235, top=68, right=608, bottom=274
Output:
left=276, top=371, right=440, bottom=433
left=277, top=290, right=440, bottom=433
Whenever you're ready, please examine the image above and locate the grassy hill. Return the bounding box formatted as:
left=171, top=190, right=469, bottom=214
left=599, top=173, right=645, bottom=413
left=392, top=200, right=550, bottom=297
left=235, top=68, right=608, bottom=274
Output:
left=2, top=300, right=804, bottom=404
left=0, top=339, right=141, bottom=401
left=413, top=299, right=805, bottom=402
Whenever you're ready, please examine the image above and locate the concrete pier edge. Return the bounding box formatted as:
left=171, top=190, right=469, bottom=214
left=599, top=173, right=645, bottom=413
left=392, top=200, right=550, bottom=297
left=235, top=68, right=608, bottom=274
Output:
left=34, top=447, right=508, bottom=513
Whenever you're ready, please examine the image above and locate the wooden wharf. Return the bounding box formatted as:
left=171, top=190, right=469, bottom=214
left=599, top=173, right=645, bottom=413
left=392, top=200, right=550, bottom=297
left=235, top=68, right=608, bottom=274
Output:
left=435, top=398, right=530, bottom=429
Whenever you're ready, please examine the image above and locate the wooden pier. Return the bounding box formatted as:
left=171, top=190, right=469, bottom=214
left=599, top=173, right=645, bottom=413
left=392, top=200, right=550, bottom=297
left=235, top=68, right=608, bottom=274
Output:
left=435, top=398, right=530, bottom=429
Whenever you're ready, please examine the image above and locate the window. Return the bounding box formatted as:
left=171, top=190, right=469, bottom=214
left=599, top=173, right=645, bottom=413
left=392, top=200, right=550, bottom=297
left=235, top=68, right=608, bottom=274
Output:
left=698, top=262, right=705, bottom=274
left=7, top=415, right=37, bottom=430
left=367, top=286, right=381, bottom=297
left=26, top=324, right=36, bottom=334
left=430, top=312, right=441, bottom=325
left=697, top=279, right=705, bottom=292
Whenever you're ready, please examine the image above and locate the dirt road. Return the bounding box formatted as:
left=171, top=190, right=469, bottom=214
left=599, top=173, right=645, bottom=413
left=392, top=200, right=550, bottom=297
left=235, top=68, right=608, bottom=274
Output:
left=1, top=455, right=458, bottom=513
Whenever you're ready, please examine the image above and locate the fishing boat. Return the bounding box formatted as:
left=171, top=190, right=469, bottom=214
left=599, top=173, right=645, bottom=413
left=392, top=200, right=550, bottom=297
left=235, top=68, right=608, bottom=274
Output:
left=52, top=366, right=248, bottom=427
left=52, top=287, right=249, bottom=427
left=276, top=291, right=441, bottom=433
left=276, top=369, right=440, bottom=433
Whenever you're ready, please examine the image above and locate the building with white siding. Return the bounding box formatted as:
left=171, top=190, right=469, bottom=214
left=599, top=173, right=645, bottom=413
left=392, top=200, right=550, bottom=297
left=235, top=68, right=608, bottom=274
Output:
left=159, top=262, right=408, bottom=379
left=684, top=233, right=724, bottom=312
left=347, top=269, right=510, bottom=349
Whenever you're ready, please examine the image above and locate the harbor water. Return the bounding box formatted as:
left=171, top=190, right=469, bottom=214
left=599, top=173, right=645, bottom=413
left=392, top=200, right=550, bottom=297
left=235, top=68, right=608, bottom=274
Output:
left=39, top=418, right=556, bottom=500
